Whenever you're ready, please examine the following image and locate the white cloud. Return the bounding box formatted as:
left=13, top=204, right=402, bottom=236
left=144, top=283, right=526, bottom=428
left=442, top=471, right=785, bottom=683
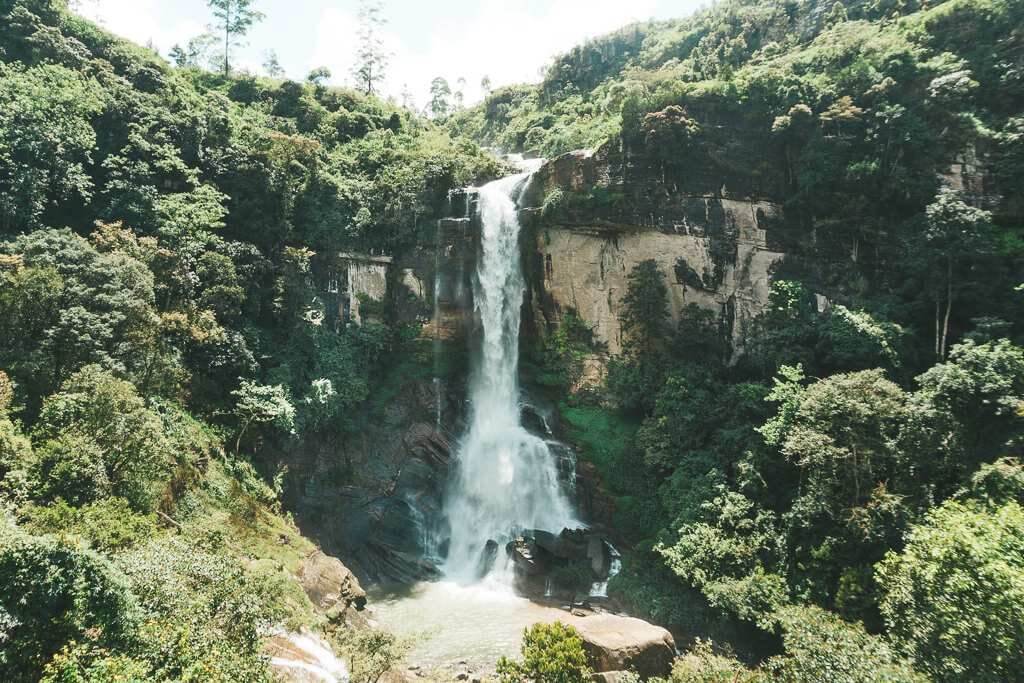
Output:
left=80, top=0, right=205, bottom=55
left=309, top=0, right=659, bottom=108
left=81, top=0, right=667, bottom=105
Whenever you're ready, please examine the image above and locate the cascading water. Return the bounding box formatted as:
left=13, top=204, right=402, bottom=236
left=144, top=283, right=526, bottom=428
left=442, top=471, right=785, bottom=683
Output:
left=443, top=166, right=578, bottom=582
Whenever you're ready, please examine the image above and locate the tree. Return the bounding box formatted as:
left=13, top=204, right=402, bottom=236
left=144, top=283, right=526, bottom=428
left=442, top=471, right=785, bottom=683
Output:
left=206, top=0, right=264, bottom=76
left=877, top=500, right=1024, bottom=683
left=607, top=261, right=672, bottom=414
left=620, top=259, right=670, bottom=355
left=262, top=49, right=284, bottom=78
left=481, top=75, right=492, bottom=94
left=764, top=605, right=927, bottom=682
left=351, top=0, right=389, bottom=96
left=922, top=189, right=993, bottom=359
left=331, top=628, right=410, bottom=683
left=231, top=380, right=295, bottom=453
left=32, top=365, right=172, bottom=511
left=399, top=83, right=415, bottom=110
left=307, top=66, right=332, bottom=88
left=916, top=339, right=1024, bottom=472
left=0, top=63, right=102, bottom=234
left=168, top=33, right=219, bottom=69
left=0, top=229, right=162, bottom=407
left=117, top=537, right=285, bottom=681
left=496, top=622, right=592, bottom=683
left=428, top=77, right=452, bottom=119
left=454, top=76, right=467, bottom=110
left=0, top=522, right=140, bottom=683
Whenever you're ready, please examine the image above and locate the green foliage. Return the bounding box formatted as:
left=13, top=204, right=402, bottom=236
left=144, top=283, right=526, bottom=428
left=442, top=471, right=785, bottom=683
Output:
left=0, top=522, right=140, bottom=683
left=530, top=310, right=597, bottom=390
left=620, top=259, right=670, bottom=354
left=231, top=379, right=295, bottom=453
left=23, top=497, right=158, bottom=552
left=31, top=366, right=172, bottom=511
left=0, top=62, right=103, bottom=233
left=764, top=605, right=927, bottom=683
left=117, top=536, right=284, bottom=681
left=963, top=457, right=1024, bottom=506
left=331, top=627, right=411, bottom=683
left=670, top=640, right=762, bottom=683
left=0, top=229, right=163, bottom=408
left=876, top=499, right=1024, bottom=683
left=660, top=488, right=785, bottom=628
left=496, top=622, right=592, bottom=683
left=916, top=338, right=1024, bottom=465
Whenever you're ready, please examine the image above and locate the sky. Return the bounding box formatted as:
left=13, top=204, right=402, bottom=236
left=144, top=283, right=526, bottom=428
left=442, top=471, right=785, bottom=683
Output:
left=74, top=0, right=706, bottom=108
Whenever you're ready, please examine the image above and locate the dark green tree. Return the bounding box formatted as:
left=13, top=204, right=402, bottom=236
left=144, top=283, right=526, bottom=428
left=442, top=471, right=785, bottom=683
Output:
left=877, top=500, right=1024, bottom=683
left=429, top=77, right=452, bottom=118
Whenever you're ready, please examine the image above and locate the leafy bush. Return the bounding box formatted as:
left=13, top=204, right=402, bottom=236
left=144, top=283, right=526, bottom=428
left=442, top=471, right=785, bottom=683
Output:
left=497, top=622, right=592, bottom=683
left=670, top=639, right=762, bottom=682
left=116, top=537, right=285, bottom=682
left=0, top=522, right=140, bottom=683
left=331, top=627, right=412, bottom=683
left=31, top=365, right=172, bottom=511
left=764, top=605, right=927, bottom=683
left=23, top=497, right=158, bottom=551
left=876, top=500, right=1024, bottom=683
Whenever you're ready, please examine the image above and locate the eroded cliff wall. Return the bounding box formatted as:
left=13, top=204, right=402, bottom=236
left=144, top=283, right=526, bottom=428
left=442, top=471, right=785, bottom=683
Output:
left=522, top=145, right=787, bottom=356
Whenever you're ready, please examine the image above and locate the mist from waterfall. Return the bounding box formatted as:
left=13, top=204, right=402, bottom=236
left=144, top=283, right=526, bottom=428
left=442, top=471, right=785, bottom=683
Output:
left=443, top=165, right=578, bottom=582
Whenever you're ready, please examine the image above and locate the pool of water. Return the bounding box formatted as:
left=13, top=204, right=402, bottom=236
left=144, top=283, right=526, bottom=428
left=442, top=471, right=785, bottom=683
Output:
left=366, top=579, right=574, bottom=674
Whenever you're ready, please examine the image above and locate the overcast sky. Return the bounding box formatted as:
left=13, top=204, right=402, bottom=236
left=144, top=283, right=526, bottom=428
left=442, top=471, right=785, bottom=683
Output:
left=75, top=0, right=706, bottom=108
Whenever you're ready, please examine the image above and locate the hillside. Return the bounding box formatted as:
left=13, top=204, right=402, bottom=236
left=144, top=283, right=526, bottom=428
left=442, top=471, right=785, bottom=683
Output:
left=2, top=0, right=1024, bottom=681
left=0, top=0, right=496, bottom=680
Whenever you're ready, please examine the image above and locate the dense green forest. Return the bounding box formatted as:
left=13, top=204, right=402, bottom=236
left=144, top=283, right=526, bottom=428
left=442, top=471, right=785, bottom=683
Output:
left=1, top=0, right=1023, bottom=681
left=471, top=0, right=1024, bottom=680
left=0, top=0, right=497, bottom=680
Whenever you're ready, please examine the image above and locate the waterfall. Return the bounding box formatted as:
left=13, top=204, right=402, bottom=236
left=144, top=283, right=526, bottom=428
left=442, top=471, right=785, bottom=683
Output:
left=432, top=219, right=444, bottom=429
left=443, top=166, right=578, bottom=581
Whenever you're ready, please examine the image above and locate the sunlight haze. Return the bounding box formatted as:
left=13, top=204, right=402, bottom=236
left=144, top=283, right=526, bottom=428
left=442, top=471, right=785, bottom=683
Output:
left=76, top=0, right=706, bottom=106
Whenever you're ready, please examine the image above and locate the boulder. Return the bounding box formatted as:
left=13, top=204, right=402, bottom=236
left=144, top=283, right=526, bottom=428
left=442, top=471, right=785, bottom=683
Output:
left=299, top=550, right=367, bottom=616
left=587, top=537, right=610, bottom=580
left=507, top=537, right=545, bottom=576
left=529, top=528, right=588, bottom=562
left=476, top=539, right=499, bottom=578
left=590, top=673, right=632, bottom=683
left=568, top=614, right=675, bottom=679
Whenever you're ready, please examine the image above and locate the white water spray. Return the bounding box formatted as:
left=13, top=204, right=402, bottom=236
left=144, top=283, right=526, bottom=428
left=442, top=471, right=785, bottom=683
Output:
left=443, top=166, right=578, bottom=581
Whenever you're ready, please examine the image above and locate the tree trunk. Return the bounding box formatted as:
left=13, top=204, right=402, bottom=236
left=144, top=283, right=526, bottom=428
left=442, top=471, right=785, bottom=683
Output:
left=224, top=2, right=231, bottom=76
left=941, top=258, right=953, bottom=359
left=236, top=415, right=253, bottom=454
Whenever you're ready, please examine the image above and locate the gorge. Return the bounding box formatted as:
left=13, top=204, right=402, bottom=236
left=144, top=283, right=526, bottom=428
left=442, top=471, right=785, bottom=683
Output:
left=1, top=1, right=1023, bottom=681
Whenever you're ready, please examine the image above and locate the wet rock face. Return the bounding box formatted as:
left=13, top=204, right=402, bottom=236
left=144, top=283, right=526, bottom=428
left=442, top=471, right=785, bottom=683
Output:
left=284, top=377, right=465, bottom=586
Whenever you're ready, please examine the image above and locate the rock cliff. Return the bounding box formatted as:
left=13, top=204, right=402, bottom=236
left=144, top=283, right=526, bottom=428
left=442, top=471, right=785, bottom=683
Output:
left=521, top=144, right=786, bottom=356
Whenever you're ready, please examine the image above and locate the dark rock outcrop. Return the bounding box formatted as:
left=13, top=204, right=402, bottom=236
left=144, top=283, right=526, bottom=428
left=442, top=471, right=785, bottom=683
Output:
left=284, top=377, right=464, bottom=585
